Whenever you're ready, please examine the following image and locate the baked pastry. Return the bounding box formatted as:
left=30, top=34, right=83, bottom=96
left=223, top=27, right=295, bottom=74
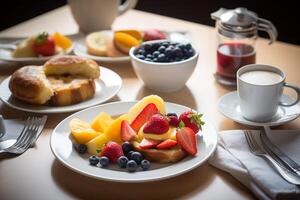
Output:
left=9, top=66, right=53, bottom=104
left=44, top=56, right=100, bottom=79
left=132, top=141, right=187, bottom=163
left=9, top=56, right=100, bottom=106
left=47, top=76, right=95, bottom=106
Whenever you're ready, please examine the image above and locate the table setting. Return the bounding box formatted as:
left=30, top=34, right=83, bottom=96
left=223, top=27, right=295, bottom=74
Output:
left=0, top=2, right=300, bottom=200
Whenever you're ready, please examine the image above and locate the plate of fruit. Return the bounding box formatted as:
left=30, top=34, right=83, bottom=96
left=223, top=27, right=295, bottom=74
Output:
left=0, top=32, right=73, bottom=64
left=50, top=95, right=217, bottom=182
left=73, top=29, right=191, bottom=62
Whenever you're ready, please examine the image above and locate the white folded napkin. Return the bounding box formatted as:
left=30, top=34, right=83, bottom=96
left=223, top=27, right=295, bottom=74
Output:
left=208, top=130, right=300, bottom=200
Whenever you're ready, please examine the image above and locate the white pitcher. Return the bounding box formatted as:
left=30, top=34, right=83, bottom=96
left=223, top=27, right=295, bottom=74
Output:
left=68, top=0, right=138, bottom=33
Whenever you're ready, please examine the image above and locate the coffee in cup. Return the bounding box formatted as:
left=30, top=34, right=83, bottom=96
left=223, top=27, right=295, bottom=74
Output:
left=237, top=64, right=300, bottom=122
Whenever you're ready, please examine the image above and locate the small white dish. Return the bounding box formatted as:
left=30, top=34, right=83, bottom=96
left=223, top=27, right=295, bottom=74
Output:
left=50, top=101, right=218, bottom=182
left=0, top=43, right=74, bottom=65
left=218, top=91, right=300, bottom=127
left=129, top=40, right=198, bottom=92
left=0, top=67, right=122, bottom=113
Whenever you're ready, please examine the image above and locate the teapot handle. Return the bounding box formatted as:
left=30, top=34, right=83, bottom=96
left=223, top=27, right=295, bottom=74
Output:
left=118, top=0, right=138, bottom=15
left=257, top=18, right=278, bottom=44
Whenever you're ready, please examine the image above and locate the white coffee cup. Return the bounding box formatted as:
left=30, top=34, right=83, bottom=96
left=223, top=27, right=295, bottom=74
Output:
left=67, top=0, right=138, bottom=33
left=237, top=64, right=300, bottom=122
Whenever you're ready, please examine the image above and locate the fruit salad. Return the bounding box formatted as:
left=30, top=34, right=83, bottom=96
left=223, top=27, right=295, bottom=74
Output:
left=85, top=29, right=167, bottom=57
left=12, top=32, right=72, bottom=58
left=69, top=95, right=204, bottom=172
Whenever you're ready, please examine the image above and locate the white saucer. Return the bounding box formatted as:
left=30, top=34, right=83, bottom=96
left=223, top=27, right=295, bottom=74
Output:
left=0, top=67, right=122, bottom=113
left=218, top=91, right=300, bottom=127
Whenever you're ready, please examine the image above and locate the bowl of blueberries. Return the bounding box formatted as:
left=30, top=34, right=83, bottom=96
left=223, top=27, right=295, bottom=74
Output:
left=129, top=40, right=198, bottom=92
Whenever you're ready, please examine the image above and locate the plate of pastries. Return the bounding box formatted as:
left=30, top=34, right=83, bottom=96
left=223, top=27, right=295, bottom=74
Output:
left=0, top=55, right=122, bottom=113
left=73, top=29, right=191, bottom=62
left=0, top=32, right=74, bottom=64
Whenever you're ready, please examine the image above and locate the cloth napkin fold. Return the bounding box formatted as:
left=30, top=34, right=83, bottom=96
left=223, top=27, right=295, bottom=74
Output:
left=208, top=130, right=300, bottom=200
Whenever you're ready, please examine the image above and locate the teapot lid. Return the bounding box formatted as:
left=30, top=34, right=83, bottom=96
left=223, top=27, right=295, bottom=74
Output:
left=212, top=7, right=258, bottom=27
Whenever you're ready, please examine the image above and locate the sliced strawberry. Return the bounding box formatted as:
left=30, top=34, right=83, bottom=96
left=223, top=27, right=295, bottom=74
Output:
left=139, top=138, right=160, bottom=149
left=121, top=120, right=137, bottom=142
left=100, top=142, right=123, bottom=163
left=156, top=139, right=178, bottom=149
left=130, top=103, right=158, bottom=132
left=176, top=127, right=197, bottom=155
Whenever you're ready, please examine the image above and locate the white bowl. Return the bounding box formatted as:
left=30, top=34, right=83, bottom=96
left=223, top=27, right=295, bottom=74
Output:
left=129, top=40, right=199, bottom=92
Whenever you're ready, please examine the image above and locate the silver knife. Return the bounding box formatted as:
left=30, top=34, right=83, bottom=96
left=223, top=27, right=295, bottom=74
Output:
left=261, top=126, right=300, bottom=176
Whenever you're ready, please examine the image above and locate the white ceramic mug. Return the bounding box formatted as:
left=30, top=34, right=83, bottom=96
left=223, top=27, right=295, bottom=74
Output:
left=237, top=64, right=300, bottom=122
left=67, top=0, right=138, bottom=33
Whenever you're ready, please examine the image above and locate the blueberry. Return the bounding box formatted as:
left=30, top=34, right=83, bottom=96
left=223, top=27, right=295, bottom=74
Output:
left=146, top=54, right=154, bottom=59
left=185, top=43, right=192, bottom=50
left=153, top=58, right=158, bottom=62
left=141, top=160, right=151, bottom=170
left=73, top=143, right=87, bottom=154
left=137, top=49, right=146, bottom=55
left=166, top=113, right=178, bottom=117
left=145, top=58, right=152, bottom=62
left=165, top=47, right=174, bottom=57
left=144, top=43, right=152, bottom=51
left=127, top=150, right=135, bottom=159
left=187, top=49, right=194, bottom=57
left=157, top=53, right=166, bottom=62
left=136, top=54, right=145, bottom=60
left=89, top=155, right=99, bottom=166
left=152, top=51, right=160, bottom=58
left=158, top=46, right=166, bottom=53
left=99, top=156, right=109, bottom=167
left=175, top=57, right=181, bottom=62
left=122, top=142, right=133, bottom=154
left=162, top=41, right=170, bottom=47
left=174, top=47, right=183, bottom=57
left=127, top=160, right=138, bottom=172
left=178, top=44, right=186, bottom=50
left=117, top=156, right=129, bottom=168
left=131, top=152, right=143, bottom=164
left=151, top=43, right=160, bottom=50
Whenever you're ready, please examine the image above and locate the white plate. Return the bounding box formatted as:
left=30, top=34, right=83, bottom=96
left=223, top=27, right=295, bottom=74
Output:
left=218, top=91, right=300, bottom=127
left=73, top=30, right=192, bottom=63
left=50, top=102, right=218, bottom=182
left=0, top=67, right=122, bottom=113
left=0, top=43, right=74, bottom=65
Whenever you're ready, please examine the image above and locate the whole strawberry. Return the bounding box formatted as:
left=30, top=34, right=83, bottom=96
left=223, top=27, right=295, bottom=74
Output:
left=100, top=142, right=123, bottom=163
left=179, top=111, right=204, bottom=134
left=143, top=114, right=169, bottom=134
left=33, top=32, right=55, bottom=56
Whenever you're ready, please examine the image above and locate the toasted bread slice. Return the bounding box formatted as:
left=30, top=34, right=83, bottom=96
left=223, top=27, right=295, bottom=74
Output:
left=48, top=75, right=95, bottom=106
left=132, top=141, right=187, bottom=163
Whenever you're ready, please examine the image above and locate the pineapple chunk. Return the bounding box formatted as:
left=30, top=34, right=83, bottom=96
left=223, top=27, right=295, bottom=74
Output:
left=104, top=114, right=129, bottom=144
left=128, top=95, right=166, bottom=123
left=69, top=118, right=101, bottom=144
left=87, top=134, right=109, bottom=155
left=91, top=112, right=114, bottom=132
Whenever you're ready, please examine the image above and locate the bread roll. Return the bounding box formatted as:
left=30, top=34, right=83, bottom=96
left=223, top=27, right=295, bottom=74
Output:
left=9, top=66, right=53, bottom=104
left=44, top=56, right=100, bottom=79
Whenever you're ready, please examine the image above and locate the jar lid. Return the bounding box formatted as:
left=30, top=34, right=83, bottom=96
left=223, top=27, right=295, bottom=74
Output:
left=212, top=7, right=258, bottom=27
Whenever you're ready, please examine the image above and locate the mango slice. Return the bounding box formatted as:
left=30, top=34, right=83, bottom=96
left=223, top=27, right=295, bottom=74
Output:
left=87, top=134, right=109, bottom=155
left=69, top=118, right=101, bottom=144
left=104, top=114, right=129, bottom=144
left=91, top=112, right=114, bottom=132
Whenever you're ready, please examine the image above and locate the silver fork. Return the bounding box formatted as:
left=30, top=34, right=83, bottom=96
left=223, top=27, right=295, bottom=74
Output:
left=244, top=130, right=300, bottom=185
left=0, top=117, right=42, bottom=154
